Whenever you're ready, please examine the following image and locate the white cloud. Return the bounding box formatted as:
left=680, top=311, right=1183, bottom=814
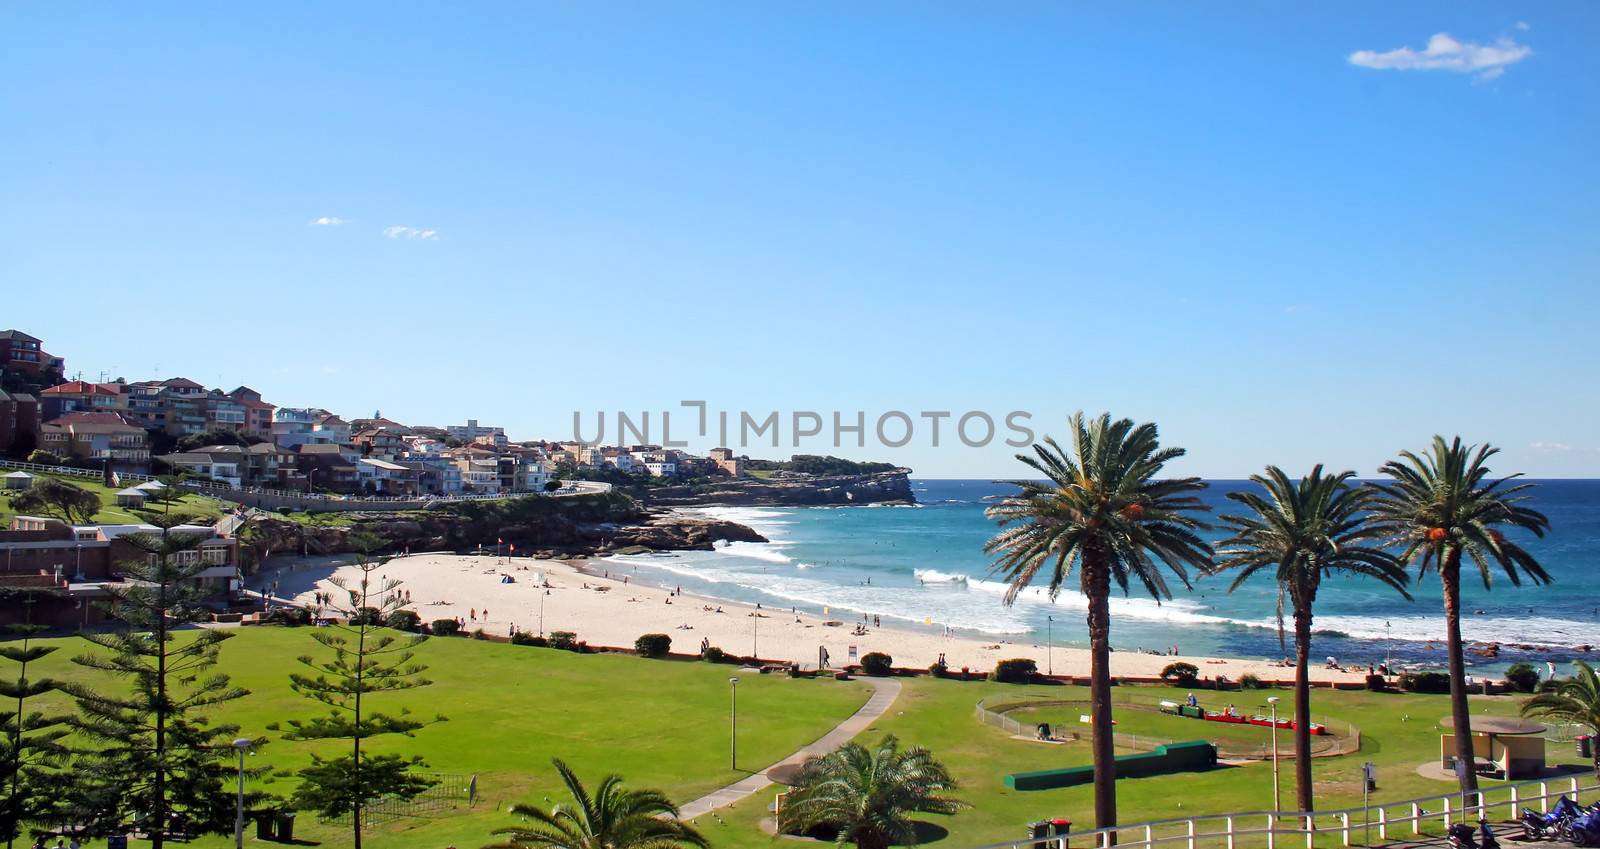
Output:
left=1515, top=21, right=1530, bottom=32
left=1348, top=33, right=1532, bottom=79
left=383, top=225, right=439, bottom=240
left=1530, top=441, right=1600, bottom=454
left=309, top=216, right=348, bottom=226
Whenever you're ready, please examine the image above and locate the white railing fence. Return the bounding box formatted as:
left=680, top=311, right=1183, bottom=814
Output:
left=967, top=776, right=1599, bottom=849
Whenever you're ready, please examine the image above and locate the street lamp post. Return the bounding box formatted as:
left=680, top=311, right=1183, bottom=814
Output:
left=1046, top=615, right=1053, bottom=677
left=232, top=737, right=252, bottom=849
left=1267, top=696, right=1282, bottom=813
left=729, top=676, right=739, bottom=770
left=74, top=544, right=82, bottom=580
left=752, top=611, right=759, bottom=660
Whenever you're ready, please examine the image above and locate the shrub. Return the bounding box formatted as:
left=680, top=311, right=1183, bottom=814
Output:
left=860, top=652, right=894, bottom=676
left=634, top=633, right=672, bottom=658
left=472, top=628, right=488, bottom=640
left=1399, top=671, right=1451, bottom=694
left=510, top=632, right=548, bottom=647
left=1538, top=677, right=1567, bottom=694
left=549, top=631, right=579, bottom=651
left=265, top=606, right=311, bottom=626
left=1504, top=662, right=1540, bottom=693
left=25, top=449, right=63, bottom=465
left=1238, top=673, right=1264, bottom=690
left=385, top=609, right=421, bottom=631
left=702, top=645, right=727, bottom=663
left=431, top=618, right=462, bottom=637
left=991, top=658, right=1038, bottom=684
left=1161, top=662, right=1201, bottom=686
left=1365, top=673, right=1389, bottom=692
left=351, top=607, right=383, bottom=626
left=277, top=506, right=293, bottom=516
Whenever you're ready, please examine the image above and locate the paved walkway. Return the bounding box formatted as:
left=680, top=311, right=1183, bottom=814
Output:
left=679, top=675, right=902, bottom=821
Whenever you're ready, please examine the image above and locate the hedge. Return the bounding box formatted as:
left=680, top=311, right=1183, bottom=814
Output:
left=992, top=658, right=1038, bottom=684
left=635, top=633, right=672, bottom=658
left=860, top=652, right=894, bottom=676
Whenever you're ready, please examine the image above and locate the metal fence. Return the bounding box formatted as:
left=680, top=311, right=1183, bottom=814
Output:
left=966, top=775, right=1600, bottom=849
left=318, top=772, right=479, bottom=827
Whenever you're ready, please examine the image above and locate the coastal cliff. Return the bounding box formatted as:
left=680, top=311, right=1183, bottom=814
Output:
left=240, top=492, right=766, bottom=566
left=642, top=468, right=915, bottom=507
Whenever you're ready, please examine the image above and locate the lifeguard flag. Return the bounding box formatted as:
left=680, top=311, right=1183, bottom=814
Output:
left=497, top=537, right=503, bottom=544
left=509, top=543, right=515, bottom=553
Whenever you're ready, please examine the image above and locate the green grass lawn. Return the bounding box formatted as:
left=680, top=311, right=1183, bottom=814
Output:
left=15, top=625, right=1594, bottom=849
left=707, top=678, right=1580, bottom=849
left=1, top=472, right=230, bottom=525
left=19, top=626, right=871, bottom=848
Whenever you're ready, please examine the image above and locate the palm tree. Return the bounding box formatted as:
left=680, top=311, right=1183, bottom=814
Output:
left=1370, top=436, right=1550, bottom=800
left=487, top=759, right=706, bottom=849
left=985, top=413, right=1212, bottom=831
left=779, top=735, right=963, bottom=849
left=1210, top=466, right=1410, bottom=812
left=1521, top=661, right=1600, bottom=778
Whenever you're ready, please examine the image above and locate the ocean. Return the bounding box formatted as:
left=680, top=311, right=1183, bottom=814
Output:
left=602, top=479, right=1600, bottom=675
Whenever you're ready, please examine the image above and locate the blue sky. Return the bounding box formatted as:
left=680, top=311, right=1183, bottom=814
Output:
left=4, top=4, right=1598, bottom=478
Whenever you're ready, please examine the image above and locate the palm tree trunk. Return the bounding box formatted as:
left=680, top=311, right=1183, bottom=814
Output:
left=1292, top=607, right=1314, bottom=813
left=1441, top=554, right=1480, bottom=802
left=1084, top=547, right=1118, bottom=834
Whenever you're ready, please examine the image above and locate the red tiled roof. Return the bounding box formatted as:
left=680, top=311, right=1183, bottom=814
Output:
left=40, top=380, right=120, bottom=396
left=44, top=411, right=140, bottom=427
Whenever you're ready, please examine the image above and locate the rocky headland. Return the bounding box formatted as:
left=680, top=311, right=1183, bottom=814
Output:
left=240, top=469, right=912, bottom=568
left=641, top=468, right=915, bottom=507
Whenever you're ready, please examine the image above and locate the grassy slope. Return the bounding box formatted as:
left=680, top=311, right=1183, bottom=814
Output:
left=22, top=626, right=870, bottom=848
left=1, top=472, right=229, bottom=525
left=709, top=678, right=1558, bottom=849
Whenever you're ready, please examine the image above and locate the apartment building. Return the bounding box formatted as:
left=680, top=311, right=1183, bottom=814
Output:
left=38, top=412, right=150, bottom=473
left=0, top=516, right=239, bottom=629
left=0, top=389, right=40, bottom=458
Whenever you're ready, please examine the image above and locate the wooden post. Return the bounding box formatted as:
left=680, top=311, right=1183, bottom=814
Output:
left=1304, top=815, right=1314, bottom=849
left=1225, top=817, right=1235, bottom=849
left=1377, top=807, right=1389, bottom=841
left=1339, top=813, right=1351, bottom=847
left=1187, top=819, right=1196, bottom=849
left=1540, top=782, right=1550, bottom=813
left=1266, top=815, right=1276, bottom=849
left=1145, top=825, right=1154, bottom=849
left=1443, top=796, right=1452, bottom=828
left=1410, top=803, right=1421, bottom=835
left=1509, top=785, right=1519, bottom=816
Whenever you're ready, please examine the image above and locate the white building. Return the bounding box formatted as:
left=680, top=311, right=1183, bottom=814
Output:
left=446, top=419, right=505, bottom=443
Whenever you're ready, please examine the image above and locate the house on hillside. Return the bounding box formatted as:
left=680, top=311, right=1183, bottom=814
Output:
left=0, top=330, right=64, bottom=391
left=227, top=387, right=277, bottom=439
left=358, top=457, right=418, bottom=495
left=39, top=412, right=150, bottom=473
left=0, top=517, right=239, bottom=629
left=0, top=389, right=40, bottom=458
left=294, top=443, right=360, bottom=492
left=39, top=381, right=127, bottom=420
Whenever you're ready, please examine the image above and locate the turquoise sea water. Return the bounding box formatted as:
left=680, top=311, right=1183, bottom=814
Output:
left=604, top=479, right=1600, bottom=675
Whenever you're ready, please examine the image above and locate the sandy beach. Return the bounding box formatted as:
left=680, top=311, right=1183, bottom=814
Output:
left=252, top=552, right=1371, bottom=685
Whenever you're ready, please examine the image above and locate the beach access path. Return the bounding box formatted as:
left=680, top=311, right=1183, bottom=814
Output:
left=678, top=675, right=902, bottom=821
